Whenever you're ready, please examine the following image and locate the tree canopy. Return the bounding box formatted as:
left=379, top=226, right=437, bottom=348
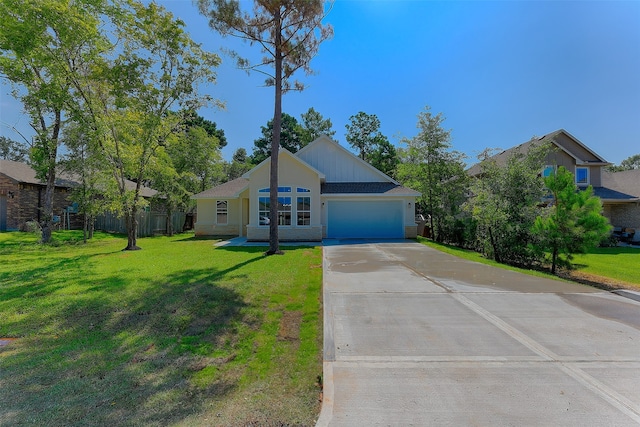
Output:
left=397, top=107, right=467, bottom=243
left=608, top=154, right=640, bottom=171
left=532, top=167, right=611, bottom=274
left=251, top=113, right=305, bottom=164
left=0, top=136, right=29, bottom=162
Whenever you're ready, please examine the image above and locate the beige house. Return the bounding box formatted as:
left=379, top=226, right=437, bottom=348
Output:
left=467, top=129, right=640, bottom=231
left=193, top=135, right=421, bottom=241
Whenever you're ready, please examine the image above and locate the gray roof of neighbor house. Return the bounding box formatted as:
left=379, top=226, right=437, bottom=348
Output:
left=466, top=129, right=609, bottom=177
left=321, top=182, right=421, bottom=196
left=192, top=177, right=249, bottom=199
left=0, top=159, right=158, bottom=198
left=598, top=169, right=640, bottom=201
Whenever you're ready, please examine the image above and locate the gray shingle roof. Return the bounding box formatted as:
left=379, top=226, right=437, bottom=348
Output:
left=321, top=182, right=421, bottom=196
left=599, top=169, right=640, bottom=200
left=192, top=178, right=249, bottom=199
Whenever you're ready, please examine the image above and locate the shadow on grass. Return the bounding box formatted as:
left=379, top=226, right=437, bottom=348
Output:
left=0, top=259, right=259, bottom=425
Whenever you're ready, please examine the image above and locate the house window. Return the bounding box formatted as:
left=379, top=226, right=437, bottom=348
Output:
left=259, top=186, right=291, bottom=193
left=297, top=187, right=310, bottom=193
left=575, top=167, right=589, bottom=186
left=542, top=165, right=555, bottom=178
left=297, top=197, right=311, bottom=226
left=258, top=196, right=292, bottom=226
left=258, top=197, right=270, bottom=225
left=277, top=197, right=292, bottom=225
left=216, top=201, right=228, bottom=224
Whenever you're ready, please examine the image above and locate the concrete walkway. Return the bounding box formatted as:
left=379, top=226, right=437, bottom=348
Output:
left=317, top=241, right=640, bottom=426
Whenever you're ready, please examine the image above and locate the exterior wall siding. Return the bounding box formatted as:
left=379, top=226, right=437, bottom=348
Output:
left=297, top=136, right=387, bottom=182
left=194, top=198, right=241, bottom=237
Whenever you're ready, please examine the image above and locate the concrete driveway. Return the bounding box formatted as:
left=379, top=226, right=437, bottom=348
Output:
left=317, top=240, right=640, bottom=426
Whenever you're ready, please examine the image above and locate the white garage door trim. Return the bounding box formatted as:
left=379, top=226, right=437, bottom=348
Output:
left=326, top=199, right=404, bottom=239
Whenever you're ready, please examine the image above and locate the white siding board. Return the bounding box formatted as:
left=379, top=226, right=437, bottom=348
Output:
left=297, top=135, right=391, bottom=183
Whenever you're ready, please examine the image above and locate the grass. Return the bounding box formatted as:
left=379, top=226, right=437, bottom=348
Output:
left=0, top=231, right=323, bottom=426
left=417, top=236, right=640, bottom=290
left=572, top=246, right=640, bottom=288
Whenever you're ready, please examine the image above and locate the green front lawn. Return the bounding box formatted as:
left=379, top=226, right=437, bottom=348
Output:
left=0, top=231, right=323, bottom=426
left=418, top=237, right=640, bottom=290
left=573, top=246, right=640, bottom=287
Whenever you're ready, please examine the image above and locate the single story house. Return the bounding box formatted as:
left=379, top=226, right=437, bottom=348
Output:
left=467, top=129, right=640, bottom=231
left=0, top=159, right=158, bottom=232
left=193, top=135, right=421, bottom=241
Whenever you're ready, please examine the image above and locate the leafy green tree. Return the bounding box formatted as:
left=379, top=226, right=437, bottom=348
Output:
left=300, top=107, right=335, bottom=144
left=466, top=143, right=551, bottom=265
left=607, top=154, right=640, bottom=172
left=251, top=113, right=305, bottom=163
left=345, top=111, right=387, bottom=161
left=61, top=123, right=110, bottom=242
left=397, top=107, right=467, bottom=242
left=183, top=110, right=227, bottom=149
left=228, top=147, right=252, bottom=180
left=0, top=0, right=106, bottom=243
left=369, top=138, right=399, bottom=178
left=69, top=2, right=219, bottom=250
left=168, top=125, right=223, bottom=194
left=199, top=0, right=332, bottom=255
left=0, top=135, right=29, bottom=162
left=532, top=167, right=611, bottom=274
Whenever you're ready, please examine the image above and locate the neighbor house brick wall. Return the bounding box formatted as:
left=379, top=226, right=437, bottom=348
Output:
left=0, top=174, right=20, bottom=230
left=0, top=176, right=83, bottom=230
left=605, top=203, right=640, bottom=230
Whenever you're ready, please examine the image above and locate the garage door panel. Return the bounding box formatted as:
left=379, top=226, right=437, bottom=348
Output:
left=327, top=200, right=403, bottom=238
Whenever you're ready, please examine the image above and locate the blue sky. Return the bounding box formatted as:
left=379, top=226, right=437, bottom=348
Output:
left=1, top=0, right=638, bottom=166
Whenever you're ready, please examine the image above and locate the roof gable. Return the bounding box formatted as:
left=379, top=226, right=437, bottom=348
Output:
left=467, top=129, right=610, bottom=176
left=541, top=129, right=609, bottom=165
left=296, top=135, right=399, bottom=184
left=242, top=147, right=325, bottom=181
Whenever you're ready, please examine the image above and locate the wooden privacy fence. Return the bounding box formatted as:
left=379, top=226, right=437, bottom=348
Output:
left=95, top=211, right=187, bottom=237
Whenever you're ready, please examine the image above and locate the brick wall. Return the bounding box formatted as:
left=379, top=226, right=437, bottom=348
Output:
left=0, top=174, right=83, bottom=230
left=605, top=203, right=640, bottom=231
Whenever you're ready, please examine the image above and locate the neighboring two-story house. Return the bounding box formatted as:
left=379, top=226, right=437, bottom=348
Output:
left=467, top=129, right=640, bottom=233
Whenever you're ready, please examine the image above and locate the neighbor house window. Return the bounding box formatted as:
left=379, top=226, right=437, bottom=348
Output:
left=542, top=165, right=555, bottom=178
left=575, top=167, right=589, bottom=186
left=297, top=197, right=311, bottom=226
left=216, top=201, right=228, bottom=224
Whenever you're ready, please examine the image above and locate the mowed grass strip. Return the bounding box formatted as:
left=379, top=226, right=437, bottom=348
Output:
left=0, top=231, right=323, bottom=426
left=418, top=237, right=640, bottom=290
left=572, top=246, right=640, bottom=288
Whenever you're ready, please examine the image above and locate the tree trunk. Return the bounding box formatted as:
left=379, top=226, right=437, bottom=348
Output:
left=167, top=205, right=174, bottom=237
left=266, top=8, right=283, bottom=256
left=124, top=206, right=140, bottom=250
left=488, top=226, right=501, bottom=263
left=40, top=112, right=60, bottom=244
left=83, top=213, right=88, bottom=244
left=551, top=246, right=558, bottom=275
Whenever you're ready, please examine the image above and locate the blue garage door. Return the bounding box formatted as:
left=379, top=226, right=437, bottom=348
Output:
left=327, top=200, right=404, bottom=238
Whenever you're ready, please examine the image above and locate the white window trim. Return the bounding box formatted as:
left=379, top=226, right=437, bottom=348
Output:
left=216, top=200, right=228, bottom=225
left=258, top=186, right=312, bottom=227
